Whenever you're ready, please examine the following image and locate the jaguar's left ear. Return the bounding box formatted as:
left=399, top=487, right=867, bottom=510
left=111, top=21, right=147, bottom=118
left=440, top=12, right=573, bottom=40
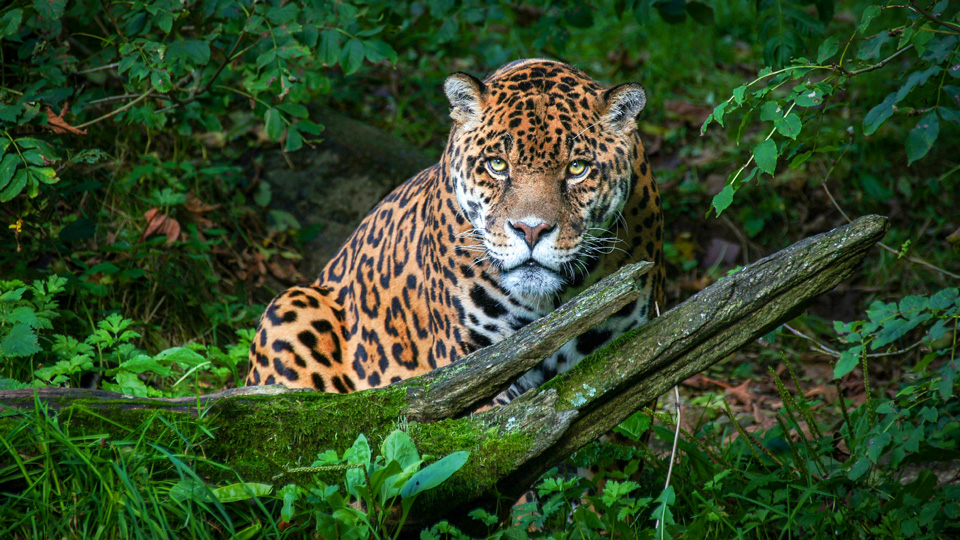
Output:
left=601, top=83, right=646, bottom=134
left=444, top=72, right=485, bottom=129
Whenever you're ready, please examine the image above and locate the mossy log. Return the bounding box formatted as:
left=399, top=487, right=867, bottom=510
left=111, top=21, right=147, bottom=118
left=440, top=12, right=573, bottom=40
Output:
left=0, top=215, right=888, bottom=532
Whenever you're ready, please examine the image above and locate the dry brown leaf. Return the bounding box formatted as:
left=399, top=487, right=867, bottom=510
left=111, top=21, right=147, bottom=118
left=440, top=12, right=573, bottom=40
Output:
left=43, top=104, right=87, bottom=135
left=141, top=208, right=181, bottom=245
left=725, top=380, right=753, bottom=407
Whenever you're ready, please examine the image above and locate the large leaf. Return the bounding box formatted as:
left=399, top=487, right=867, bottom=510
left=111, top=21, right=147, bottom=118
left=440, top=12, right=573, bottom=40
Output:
left=752, top=139, right=778, bottom=176
left=905, top=112, right=939, bottom=165
left=400, top=451, right=469, bottom=499
left=1, top=323, right=41, bottom=358
left=863, top=92, right=896, bottom=135
left=211, top=482, right=273, bottom=503
left=338, top=38, right=364, bottom=75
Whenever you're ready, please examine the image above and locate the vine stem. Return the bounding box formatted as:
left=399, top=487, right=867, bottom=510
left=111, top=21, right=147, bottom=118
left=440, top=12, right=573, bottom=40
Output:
left=75, top=90, right=152, bottom=129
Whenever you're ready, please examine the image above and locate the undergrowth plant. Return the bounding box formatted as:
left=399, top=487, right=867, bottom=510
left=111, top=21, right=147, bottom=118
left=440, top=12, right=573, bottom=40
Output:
left=0, top=275, right=251, bottom=395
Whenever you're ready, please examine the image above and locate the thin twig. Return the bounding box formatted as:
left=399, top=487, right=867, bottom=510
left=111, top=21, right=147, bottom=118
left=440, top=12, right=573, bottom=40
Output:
left=821, top=179, right=960, bottom=280
left=838, top=45, right=913, bottom=76
left=75, top=90, right=152, bottom=129
left=909, top=1, right=960, bottom=33
left=88, top=93, right=173, bottom=105
left=75, top=62, right=119, bottom=75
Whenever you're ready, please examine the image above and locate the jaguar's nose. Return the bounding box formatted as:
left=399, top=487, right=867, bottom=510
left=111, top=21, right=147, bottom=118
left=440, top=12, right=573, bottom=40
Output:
left=507, top=220, right=556, bottom=249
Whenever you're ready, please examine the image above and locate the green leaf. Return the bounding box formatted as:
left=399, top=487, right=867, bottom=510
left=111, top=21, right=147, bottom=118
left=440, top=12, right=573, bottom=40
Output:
left=905, top=111, right=939, bottom=164
left=400, top=451, right=469, bottom=498
left=710, top=101, right=727, bottom=127
left=264, top=108, right=284, bottom=141
left=896, top=66, right=942, bottom=102
left=711, top=185, right=735, bottom=216
left=154, top=347, right=205, bottom=369
left=0, top=153, right=18, bottom=191
left=118, top=354, right=170, bottom=376
left=167, top=40, right=211, bottom=66
left=363, top=39, right=398, bottom=64
left=939, top=108, right=960, bottom=127
left=276, top=103, right=308, bottom=118
left=866, top=432, right=892, bottom=462
left=33, top=0, right=66, bottom=20
left=774, top=113, right=801, bottom=139
left=817, top=36, right=838, bottom=62
left=212, top=482, right=273, bottom=503
left=0, top=169, right=27, bottom=202
left=344, top=433, right=371, bottom=497
left=265, top=4, right=298, bottom=25
left=319, top=30, right=340, bottom=66
left=732, top=85, right=746, bottom=105
left=284, top=126, right=302, bottom=152
left=0, top=8, right=23, bottom=38
left=834, top=345, right=862, bottom=378
left=7, top=306, right=40, bottom=328
left=614, top=410, right=652, bottom=441
left=863, top=92, right=897, bottom=135
left=1, top=323, right=41, bottom=357
left=151, top=70, right=172, bottom=92
left=31, top=167, right=58, bottom=185
left=382, top=430, right=420, bottom=470
left=339, top=38, right=364, bottom=75
left=752, top=139, right=778, bottom=175
left=858, top=5, right=880, bottom=33
left=760, top=101, right=783, bottom=122
left=794, top=86, right=824, bottom=107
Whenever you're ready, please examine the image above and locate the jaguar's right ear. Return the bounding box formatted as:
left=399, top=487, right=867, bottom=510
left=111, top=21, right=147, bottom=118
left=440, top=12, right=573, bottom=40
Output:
left=444, top=72, right=485, bottom=128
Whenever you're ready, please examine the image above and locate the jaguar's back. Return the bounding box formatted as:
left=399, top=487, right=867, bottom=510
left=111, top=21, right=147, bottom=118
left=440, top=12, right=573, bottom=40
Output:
left=246, top=59, right=664, bottom=398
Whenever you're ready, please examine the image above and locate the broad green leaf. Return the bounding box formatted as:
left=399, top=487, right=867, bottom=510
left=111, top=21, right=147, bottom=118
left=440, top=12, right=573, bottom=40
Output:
left=33, top=0, right=66, bottom=20
left=154, top=346, right=205, bottom=369
left=732, top=85, right=746, bottom=104
left=276, top=103, right=308, bottom=118
left=0, top=153, right=18, bottom=191
left=940, top=108, right=960, bottom=127
left=711, top=185, right=735, bottom=216
left=319, top=30, right=340, bottom=66
left=265, top=4, right=298, bottom=24
left=151, top=69, right=172, bottom=92
left=344, top=433, right=371, bottom=497
left=834, top=346, right=862, bottom=378
left=0, top=169, right=27, bottom=202
left=1, top=323, right=40, bottom=357
left=752, top=139, right=777, bottom=175
left=857, top=32, right=890, bottom=61
left=817, top=36, right=838, bottom=62
left=789, top=150, right=812, bottom=169
left=7, top=306, right=39, bottom=328
left=400, top=451, right=469, bottom=498
left=264, top=108, right=284, bottom=141
left=339, top=38, right=364, bottom=75
left=896, top=66, right=942, bottom=102
left=863, top=92, right=897, bottom=135
left=363, top=39, right=398, bottom=64
left=905, top=111, right=939, bottom=164
left=0, top=8, right=23, bottom=38
left=794, top=86, right=824, bottom=107
left=284, top=126, right=302, bottom=152
left=711, top=101, right=728, bottom=127
left=118, top=354, right=171, bottom=376
left=774, top=113, right=801, bottom=139
left=858, top=5, right=880, bottom=33
left=31, top=166, right=58, bottom=184
left=760, top=101, right=782, bottom=122
left=166, top=40, right=210, bottom=65
left=866, top=432, right=892, bottom=462
left=382, top=430, right=420, bottom=469
left=212, top=482, right=272, bottom=503
left=614, top=410, right=652, bottom=441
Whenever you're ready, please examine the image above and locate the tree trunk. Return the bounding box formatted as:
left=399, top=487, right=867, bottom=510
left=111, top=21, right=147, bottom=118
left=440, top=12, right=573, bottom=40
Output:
left=0, top=215, right=888, bottom=531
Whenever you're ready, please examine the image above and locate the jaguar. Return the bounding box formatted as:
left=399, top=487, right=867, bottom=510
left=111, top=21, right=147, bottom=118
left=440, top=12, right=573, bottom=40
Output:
left=246, top=59, right=664, bottom=403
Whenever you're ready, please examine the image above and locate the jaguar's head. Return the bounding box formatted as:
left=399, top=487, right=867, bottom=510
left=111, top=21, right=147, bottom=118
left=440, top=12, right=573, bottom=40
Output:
left=443, top=59, right=647, bottom=299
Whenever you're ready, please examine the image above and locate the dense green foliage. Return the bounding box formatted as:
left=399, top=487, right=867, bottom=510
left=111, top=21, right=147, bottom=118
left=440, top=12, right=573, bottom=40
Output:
left=1, top=0, right=958, bottom=538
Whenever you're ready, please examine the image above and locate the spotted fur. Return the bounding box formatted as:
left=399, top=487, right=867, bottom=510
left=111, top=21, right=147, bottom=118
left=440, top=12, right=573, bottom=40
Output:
left=246, top=59, right=664, bottom=401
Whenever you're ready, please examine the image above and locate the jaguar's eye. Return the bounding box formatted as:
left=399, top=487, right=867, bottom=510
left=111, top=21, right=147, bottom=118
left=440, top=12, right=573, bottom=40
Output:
left=568, top=160, right=589, bottom=177
left=486, top=158, right=508, bottom=175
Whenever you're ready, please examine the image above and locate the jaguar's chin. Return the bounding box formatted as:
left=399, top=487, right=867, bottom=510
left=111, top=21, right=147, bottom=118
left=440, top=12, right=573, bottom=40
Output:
left=500, top=261, right=565, bottom=298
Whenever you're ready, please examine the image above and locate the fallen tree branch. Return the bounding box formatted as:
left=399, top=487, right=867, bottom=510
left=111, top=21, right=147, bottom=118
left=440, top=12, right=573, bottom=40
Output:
left=0, top=215, right=888, bottom=532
